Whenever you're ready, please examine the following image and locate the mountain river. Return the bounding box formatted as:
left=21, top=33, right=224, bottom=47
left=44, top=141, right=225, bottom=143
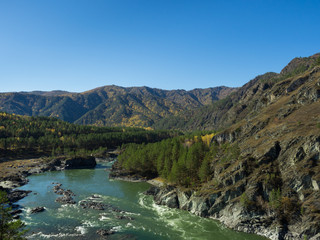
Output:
left=17, top=161, right=267, bottom=240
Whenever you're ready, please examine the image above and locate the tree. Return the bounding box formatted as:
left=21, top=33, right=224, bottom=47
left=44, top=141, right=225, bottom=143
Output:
left=269, top=188, right=282, bottom=210
left=198, top=154, right=211, bottom=182
left=0, top=191, right=27, bottom=240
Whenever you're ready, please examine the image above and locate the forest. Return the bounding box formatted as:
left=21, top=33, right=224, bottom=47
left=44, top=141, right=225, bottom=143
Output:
left=117, top=133, right=240, bottom=187
left=0, top=112, right=178, bottom=158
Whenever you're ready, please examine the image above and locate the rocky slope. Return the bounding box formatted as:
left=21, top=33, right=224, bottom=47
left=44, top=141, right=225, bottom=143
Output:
left=116, top=53, right=320, bottom=240
left=155, top=53, right=320, bottom=131
left=0, top=86, right=235, bottom=128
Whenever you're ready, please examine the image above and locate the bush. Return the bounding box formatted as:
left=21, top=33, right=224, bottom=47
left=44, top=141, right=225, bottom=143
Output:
left=240, top=193, right=251, bottom=207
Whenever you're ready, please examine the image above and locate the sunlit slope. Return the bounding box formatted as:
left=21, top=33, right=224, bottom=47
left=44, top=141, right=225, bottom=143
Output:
left=0, top=86, right=235, bottom=128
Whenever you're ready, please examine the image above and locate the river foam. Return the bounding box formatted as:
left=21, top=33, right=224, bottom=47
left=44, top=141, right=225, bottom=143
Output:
left=27, top=232, right=83, bottom=239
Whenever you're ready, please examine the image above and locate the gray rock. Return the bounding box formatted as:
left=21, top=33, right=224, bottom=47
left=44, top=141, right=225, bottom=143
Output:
left=80, top=200, right=106, bottom=210
left=63, top=156, right=96, bottom=169
left=155, top=188, right=179, bottom=209
left=115, top=215, right=134, bottom=221
left=144, top=186, right=160, bottom=196
left=30, top=206, right=45, bottom=214
left=96, top=228, right=115, bottom=236
left=55, top=196, right=76, bottom=204
left=7, top=190, right=32, bottom=203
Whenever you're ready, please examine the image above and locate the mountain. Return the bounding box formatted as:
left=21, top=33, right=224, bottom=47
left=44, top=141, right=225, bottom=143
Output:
left=202, top=53, right=320, bottom=239
left=0, top=86, right=236, bottom=128
left=155, top=53, right=320, bottom=131
left=113, top=53, right=320, bottom=239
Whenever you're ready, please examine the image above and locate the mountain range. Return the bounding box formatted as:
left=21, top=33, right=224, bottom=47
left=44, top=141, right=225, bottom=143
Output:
left=0, top=85, right=235, bottom=128
left=1, top=53, right=319, bottom=133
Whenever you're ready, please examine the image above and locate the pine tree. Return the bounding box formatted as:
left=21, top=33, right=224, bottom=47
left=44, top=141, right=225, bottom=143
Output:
left=0, top=191, right=27, bottom=240
left=199, top=155, right=211, bottom=182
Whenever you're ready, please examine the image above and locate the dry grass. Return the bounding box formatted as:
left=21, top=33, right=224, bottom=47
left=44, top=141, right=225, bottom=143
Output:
left=0, top=158, right=44, bottom=180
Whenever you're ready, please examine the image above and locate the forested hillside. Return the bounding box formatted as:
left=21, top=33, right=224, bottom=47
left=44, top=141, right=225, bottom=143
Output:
left=0, top=112, right=177, bottom=158
left=0, top=86, right=235, bottom=128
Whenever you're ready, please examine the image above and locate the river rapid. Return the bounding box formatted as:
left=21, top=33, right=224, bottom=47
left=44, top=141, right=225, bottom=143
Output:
left=17, top=161, right=267, bottom=240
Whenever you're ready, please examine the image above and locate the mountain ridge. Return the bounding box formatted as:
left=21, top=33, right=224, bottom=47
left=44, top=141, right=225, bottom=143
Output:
left=0, top=53, right=319, bottom=131
left=0, top=85, right=236, bottom=128
left=156, top=53, right=320, bottom=131
left=111, top=52, right=320, bottom=240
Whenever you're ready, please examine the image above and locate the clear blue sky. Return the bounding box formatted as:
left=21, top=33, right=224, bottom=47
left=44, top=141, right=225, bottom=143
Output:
left=0, top=0, right=319, bottom=92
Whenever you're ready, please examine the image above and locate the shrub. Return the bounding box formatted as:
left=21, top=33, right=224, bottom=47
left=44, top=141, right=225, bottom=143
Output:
left=240, top=193, right=251, bottom=207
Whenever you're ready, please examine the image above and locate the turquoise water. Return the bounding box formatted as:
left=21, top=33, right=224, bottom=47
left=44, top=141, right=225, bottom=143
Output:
left=17, top=161, right=267, bottom=240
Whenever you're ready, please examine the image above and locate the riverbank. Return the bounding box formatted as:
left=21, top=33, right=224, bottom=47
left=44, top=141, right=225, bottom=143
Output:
left=109, top=168, right=320, bottom=240
left=0, top=156, right=97, bottom=203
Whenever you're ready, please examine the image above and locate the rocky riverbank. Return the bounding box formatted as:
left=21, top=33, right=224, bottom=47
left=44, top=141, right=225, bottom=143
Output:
left=111, top=169, right=320, bottom=240
left=0, top=156, right=98, bottom=222
left=144, top=185, right=280, bottom=240
left=0, top=156, right=97, bottom=201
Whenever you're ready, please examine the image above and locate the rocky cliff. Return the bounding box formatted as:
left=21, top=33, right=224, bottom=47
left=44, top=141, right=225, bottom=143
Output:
left=139, top=54, right=320, bottom=240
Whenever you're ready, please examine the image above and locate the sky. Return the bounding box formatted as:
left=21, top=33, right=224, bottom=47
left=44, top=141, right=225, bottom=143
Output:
left=0, top=0, right=319, bottom=92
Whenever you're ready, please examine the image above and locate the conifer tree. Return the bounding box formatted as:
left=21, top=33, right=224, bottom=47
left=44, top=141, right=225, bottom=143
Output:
left=0, top=191, right=27, bottom=240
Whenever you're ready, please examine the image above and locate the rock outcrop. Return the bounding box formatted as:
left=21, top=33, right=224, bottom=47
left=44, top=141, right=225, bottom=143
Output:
left=139, top=55, right=320, bottom=240
left=96, top=228, right=115, bottom=236
left=63, top=156, right=96, bottom=169
left=80, top=200, right=106, bottom=210
left=30, top=207, right=45, bottom=214
left=7, top=190, right=32, bottom=203
left=52, top=183, right=76, bottom=204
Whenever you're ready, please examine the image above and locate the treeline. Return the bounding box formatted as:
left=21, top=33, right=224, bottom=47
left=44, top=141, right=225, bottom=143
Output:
left=118, top=134, right=240, bottom=187
left=0, top=112, right=178, bottom=157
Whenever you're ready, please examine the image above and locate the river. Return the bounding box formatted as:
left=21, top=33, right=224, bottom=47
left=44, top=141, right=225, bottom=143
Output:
left=17, top=161, right=267, bottom=240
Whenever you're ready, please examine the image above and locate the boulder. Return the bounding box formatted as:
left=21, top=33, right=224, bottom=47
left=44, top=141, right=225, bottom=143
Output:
left=55, top=196, right=76, bottom=204
left=96, top=228, right=115, bottom=236
left=80, top=200, right=106, bottom=210
left=91, top=194, right=102, bottom=199
left=10, top=209, right=23, bottom=219
left=52, top=183, right=76, bottom=204
left=115, top=215, right=134, bottom=221
left=63, top=156, right=96, bottom=169
left=10, top=209, right=22, bottom=215
left=30, top=206, right=45, bottom=214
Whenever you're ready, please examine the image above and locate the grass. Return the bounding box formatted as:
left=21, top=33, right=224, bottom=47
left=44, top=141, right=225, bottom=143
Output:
left=0, top=158, right=44, bottom=180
